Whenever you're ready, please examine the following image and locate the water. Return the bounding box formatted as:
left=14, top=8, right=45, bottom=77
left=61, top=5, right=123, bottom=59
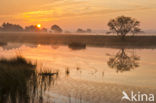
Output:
left=0, top=42, right=156, bottom=103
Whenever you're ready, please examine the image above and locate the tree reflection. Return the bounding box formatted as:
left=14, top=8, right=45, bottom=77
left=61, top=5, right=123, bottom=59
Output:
left=107, top=48, right=140, bottom=72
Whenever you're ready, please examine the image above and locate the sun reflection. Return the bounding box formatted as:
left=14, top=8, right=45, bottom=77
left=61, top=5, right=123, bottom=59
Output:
left=38, top=44, right=41, bottom=47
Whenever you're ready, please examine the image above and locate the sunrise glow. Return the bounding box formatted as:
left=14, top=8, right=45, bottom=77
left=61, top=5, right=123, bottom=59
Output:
left=37, top=24, right=41, bottom=28
left=0, top=0, right=156, bottom=103
left=0, top=0, right=156, bottom=30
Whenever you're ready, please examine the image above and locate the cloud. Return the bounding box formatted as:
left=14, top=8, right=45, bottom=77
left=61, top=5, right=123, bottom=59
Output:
left=1, top=0, right=156, bottom=26
left=16, top=6, right=151, bottom=23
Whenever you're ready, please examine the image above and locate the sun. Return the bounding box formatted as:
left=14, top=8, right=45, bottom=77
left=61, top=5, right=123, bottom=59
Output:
left=37, top=24, right=41, bottom=28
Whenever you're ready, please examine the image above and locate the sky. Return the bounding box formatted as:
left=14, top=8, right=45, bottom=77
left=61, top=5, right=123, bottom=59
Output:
left=0, top=0, right=156, bottom=31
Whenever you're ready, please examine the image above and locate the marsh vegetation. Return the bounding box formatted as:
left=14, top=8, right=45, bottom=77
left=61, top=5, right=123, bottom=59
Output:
left=1, top=33, right=156, bottom=49
left=68, top=42, right=86, bottom=50
left=0, top=56, right=58, bottom=103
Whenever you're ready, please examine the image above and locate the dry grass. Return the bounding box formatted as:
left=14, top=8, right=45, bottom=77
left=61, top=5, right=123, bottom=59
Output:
left=0, top=56, right=57, bottom=103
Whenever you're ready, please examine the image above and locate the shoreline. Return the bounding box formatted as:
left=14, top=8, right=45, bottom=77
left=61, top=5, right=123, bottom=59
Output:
left=0, top=32, right=156, bottom=49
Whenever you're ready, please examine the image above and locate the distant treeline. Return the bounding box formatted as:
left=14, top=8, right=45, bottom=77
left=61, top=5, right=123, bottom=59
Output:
left=0, top=22, right=47, bottom=32
left=0, top=22, right=92, bottom=33
left=0, top=16, right=143, bottom=38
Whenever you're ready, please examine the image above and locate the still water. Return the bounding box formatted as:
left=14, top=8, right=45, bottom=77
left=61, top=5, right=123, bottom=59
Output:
left=0, top=42, right=156, bottom=103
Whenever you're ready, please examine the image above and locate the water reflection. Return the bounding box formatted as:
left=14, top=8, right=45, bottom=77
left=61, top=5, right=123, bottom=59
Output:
left=65, top=68, right=70, bottom=77
left=0, top=43, right=156, bottom=103
left=51, top=44, right=59, bottom=49
left=0, top=56, right=58, bottom=103
left=107, top=48, right=140, bottom=72
left=0, top=42, right=59, bottom=50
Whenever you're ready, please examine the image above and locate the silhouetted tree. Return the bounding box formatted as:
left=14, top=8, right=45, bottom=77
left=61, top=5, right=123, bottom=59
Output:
left=0, top=22, right=23, bottom=32
left=86, top=28, right=92, bottom=33
left=107, top=48, right=140, bottom=72
left=77, top=28, right=85, bottom=33
left=51, top=25, right=63, bottom=33
left=25, top=25, right=40, bottom=32
left=108, top=16, right=141, bottom=39
left=41, top=28, right=47, bottom=32
left=77, top=28, right=92, bottom=33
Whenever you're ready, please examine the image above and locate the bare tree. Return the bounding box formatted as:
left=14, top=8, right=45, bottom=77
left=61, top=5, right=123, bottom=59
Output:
left=108, top=16, right=141, bottom=39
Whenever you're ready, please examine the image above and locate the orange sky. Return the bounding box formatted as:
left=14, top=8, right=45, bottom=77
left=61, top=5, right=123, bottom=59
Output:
left=0, top=0, right=156, bottom=30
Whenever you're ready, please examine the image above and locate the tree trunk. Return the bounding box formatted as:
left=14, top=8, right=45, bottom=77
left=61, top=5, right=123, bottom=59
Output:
left=121, top=34, right=126, bottom=41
